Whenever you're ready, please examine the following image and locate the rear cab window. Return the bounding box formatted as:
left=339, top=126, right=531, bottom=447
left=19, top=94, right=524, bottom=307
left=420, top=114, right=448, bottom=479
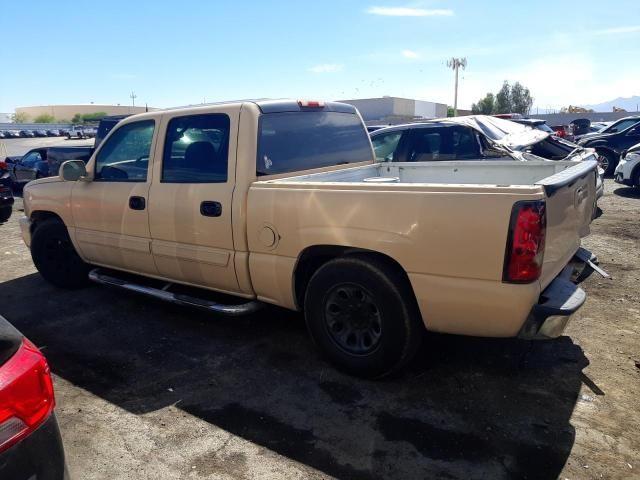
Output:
left=257, top=111, right=373, bottom=176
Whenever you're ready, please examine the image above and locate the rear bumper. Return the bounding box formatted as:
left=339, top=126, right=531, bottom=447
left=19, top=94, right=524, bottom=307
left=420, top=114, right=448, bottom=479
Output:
left=518, top=248, right=594, bottom=340
left=0, top=413, right=67, bottom=480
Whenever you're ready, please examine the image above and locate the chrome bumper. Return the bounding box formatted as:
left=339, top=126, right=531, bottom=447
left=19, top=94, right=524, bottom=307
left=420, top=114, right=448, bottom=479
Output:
left=19, top=216, right=32, bottom=248
left=518, top=248, right=605, bottom=340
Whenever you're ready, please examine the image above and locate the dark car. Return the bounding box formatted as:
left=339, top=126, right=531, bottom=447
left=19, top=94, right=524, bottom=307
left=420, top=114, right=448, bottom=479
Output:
left=0, top=315, right=66, bottom=479
left=46, top=129, right=60, bottom=137
left=10, top=146, right=93, bottom=186
left=0, top=131, right=6, bottom=139
left=94, top=115, right=130, bottom=148
left=578, top=116, right=640, bottom=175
left=34, top=130, right=48, bottom=137
left=0, top=174, right=13, bottom=222
left=4, top=130, right=21, bottom=138
left=18, top=130, right=35, bottom=138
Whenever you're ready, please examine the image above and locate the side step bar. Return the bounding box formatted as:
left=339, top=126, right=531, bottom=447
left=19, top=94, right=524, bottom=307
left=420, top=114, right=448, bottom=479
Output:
left=89, top=269, right=264, bottom=316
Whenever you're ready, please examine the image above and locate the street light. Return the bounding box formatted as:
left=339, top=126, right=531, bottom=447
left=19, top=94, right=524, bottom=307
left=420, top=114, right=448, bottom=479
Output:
left=446, top=57, right=467, bottom=117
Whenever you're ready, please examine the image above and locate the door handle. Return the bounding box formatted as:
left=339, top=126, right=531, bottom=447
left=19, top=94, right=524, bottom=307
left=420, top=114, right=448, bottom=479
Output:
left=129, top=196, right=146, bottom=210
left=200, top=201, right=222, bottom=217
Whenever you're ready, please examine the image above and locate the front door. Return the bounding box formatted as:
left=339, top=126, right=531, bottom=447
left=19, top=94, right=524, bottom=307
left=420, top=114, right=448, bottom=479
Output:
left=71, top=119, right=158, bottom=275
left=148, top=110, right=239, bottom=294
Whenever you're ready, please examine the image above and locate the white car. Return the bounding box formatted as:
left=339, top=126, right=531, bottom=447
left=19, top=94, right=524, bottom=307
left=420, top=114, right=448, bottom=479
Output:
left=66, top=126, right=96, bottom=139
left=614, top=142, right=640, bottom=189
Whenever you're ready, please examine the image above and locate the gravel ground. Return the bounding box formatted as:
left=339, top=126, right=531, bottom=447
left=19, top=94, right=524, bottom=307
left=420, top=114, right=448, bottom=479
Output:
left=0, top=141, right=638, bottom=479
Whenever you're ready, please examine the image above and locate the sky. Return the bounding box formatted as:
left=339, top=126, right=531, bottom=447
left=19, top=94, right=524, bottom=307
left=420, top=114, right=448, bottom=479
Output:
left=1, top=0, right=639, bottom=113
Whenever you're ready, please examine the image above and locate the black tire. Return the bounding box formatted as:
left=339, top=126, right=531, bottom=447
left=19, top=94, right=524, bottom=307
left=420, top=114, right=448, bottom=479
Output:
left=31, top=218, right=90, bottom=289
left=0, top=206, right=11, bottom=223
left=304, top=256, right=423, bottom=378
left=596, top=149, right=617, bottom=177
left=66, top=134, right=71, bottom=140
left=633, top=168, right=640, bottom=190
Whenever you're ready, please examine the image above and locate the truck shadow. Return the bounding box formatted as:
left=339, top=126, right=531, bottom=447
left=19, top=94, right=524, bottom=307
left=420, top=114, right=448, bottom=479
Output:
left=0, top=273, right=588, bottom=480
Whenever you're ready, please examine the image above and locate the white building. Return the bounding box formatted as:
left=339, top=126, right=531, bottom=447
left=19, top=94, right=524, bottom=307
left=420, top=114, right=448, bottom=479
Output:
left=337, top=96, right=447, bottom=123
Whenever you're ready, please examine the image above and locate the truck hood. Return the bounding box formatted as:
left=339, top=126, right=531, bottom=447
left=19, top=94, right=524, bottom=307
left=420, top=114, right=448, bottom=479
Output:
left=442, top=115, right=550, bottom=150
left=27, top=177, right=62, bottom=186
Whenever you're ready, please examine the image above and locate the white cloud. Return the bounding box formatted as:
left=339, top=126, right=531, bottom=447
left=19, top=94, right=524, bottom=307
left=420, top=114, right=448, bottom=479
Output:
left=595, top=25, right=640, bottom=35
left=308, top=64, right=343, bottom=73
left=367, top=6, right=453, bottom=17
left=402, top=49, right=419, bottom=59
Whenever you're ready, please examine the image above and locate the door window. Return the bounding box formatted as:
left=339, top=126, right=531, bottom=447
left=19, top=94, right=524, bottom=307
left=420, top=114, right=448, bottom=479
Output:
left=94, top=120, right=155, bottom=182
left=162, top=114, right=230, bottom=183
left=21, top=151, right=42, bottom=167
left=408, top=127, right=479, bottom=161
left=372, top=132, right=402, bottom=162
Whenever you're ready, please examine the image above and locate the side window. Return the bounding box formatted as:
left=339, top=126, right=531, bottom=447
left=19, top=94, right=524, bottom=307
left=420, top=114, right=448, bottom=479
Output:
left=627, top=125, right=640, bottom=136
left=408, top=130, right=441, bottom=162
left=372, top=132, right=402, bottom=162
left=453, top=128, right=479, bottom=159
left=95, top=120, right=155, bottom=182
left=22, top=152, right=42, bottom=166
left=162, top=114, right=230, bottom=183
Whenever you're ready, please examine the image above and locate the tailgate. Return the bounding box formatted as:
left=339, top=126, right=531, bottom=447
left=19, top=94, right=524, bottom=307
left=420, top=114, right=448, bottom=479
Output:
left=537, top=160, right=598, bottom=289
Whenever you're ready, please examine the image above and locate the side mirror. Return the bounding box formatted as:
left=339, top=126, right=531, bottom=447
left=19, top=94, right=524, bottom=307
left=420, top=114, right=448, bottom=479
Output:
left=60, top=160, right=89, bottom=182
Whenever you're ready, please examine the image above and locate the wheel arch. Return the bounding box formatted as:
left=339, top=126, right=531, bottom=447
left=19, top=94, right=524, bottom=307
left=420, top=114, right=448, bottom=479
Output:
left=30, top=210, right=65, bottom=234
left=293, top=244, right=417, bottom=311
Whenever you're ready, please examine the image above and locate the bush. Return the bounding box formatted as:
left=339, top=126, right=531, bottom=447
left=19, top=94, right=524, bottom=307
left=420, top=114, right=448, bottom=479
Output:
left=34, top=113, right=56, bottom=123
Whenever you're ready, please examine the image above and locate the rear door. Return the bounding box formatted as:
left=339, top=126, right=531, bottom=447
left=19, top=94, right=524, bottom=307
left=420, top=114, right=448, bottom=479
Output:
left=538, top=161, right=598, bottom=288
left=148, top=109, right=240, bottom=294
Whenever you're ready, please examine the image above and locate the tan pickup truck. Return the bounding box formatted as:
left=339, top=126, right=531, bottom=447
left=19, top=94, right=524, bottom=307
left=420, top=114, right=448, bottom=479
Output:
left=19, top=100, right=601, bottom=377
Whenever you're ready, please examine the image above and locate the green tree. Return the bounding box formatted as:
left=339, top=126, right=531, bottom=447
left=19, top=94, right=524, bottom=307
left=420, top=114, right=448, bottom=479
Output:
left=81, top=112, right=107, bottom=122
left=471, top=93, right=495, bottom=114
left=447, top=106, right=455, bottom=117
left=72, top=113, right=82, bottom=123
left=34, top=113, right=56, bottom=123
left=510, top=82, right=533, bottom=115
left=12, top=112, right=30, bottom=123
left=494, top=81, right=512, bottom=114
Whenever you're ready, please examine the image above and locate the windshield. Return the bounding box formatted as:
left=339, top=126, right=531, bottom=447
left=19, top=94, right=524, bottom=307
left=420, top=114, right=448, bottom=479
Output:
left=257, top=111, right=373, bottom=176
left=603, top=118, right=640, bottom=134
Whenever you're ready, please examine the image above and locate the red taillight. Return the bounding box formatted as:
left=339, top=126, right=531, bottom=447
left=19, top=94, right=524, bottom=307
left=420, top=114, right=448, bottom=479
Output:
left=297, top=100, right=325, bottom=108
left=503, top=201, right=546, bottom=283
left=0, top=339, right=55, bottom=453
left=0, top=161, right=7, bottom=170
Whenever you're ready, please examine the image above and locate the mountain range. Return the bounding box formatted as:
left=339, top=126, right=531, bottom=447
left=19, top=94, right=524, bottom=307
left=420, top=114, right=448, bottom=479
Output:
left=584, top=96, right=640, bottom=113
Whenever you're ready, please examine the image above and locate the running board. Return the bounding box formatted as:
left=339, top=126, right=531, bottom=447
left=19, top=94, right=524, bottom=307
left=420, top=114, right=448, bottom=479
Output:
left=88, top=269, right=264, bottom=316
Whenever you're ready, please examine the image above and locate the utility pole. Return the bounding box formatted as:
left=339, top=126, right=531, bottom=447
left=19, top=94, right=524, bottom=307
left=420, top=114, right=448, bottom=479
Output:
left=130, top=91, right=137, bottom=107
left=446, top=57, right=467, bottom=117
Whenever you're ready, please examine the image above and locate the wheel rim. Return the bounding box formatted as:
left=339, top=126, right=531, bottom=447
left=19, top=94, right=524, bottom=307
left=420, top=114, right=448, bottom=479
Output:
left=324, top=283, right=383, bottom=355
left=597, top=153, right=609, bottom=171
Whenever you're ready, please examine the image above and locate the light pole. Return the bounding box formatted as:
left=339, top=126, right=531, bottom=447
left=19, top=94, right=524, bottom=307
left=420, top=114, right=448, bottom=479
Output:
left=130, top=91, right=137, bottom=107
left=446, top=57, right=467, bottom=116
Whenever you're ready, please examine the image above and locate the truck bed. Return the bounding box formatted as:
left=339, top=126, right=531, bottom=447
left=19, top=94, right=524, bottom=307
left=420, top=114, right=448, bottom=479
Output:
left=269, top=160, right=583, bottom=188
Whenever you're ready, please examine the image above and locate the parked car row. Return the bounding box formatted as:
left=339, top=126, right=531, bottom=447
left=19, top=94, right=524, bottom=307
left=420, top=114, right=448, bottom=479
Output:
left=0, top=126, right=98, bottom=140
left=1, top=129, right=63, bottom=138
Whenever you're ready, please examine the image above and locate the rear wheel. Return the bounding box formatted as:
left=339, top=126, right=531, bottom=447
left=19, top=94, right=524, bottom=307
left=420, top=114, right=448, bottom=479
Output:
left=0, top=206, right=11, bottom=223
left=304, top=256, right=423, bottom=378
left=31, top=219, right=90, bottom=289
left=633, top=168, right=640, bottom=190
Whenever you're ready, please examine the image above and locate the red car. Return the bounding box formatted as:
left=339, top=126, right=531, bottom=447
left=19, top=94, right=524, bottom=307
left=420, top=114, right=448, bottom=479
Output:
left=0, top=315, right=66, bottom=479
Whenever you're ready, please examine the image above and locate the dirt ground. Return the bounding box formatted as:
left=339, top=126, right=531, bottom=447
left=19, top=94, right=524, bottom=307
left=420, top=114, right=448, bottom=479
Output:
left=0, top=158, right=638, bottom=479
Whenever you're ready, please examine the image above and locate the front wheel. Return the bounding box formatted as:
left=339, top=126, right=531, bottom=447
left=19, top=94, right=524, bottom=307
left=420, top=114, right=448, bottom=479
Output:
left=596, top=149, right=617, bottom=177
left=31, top=219, right=90, bottom=289
left=304, top=256, right=423, bottom=378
